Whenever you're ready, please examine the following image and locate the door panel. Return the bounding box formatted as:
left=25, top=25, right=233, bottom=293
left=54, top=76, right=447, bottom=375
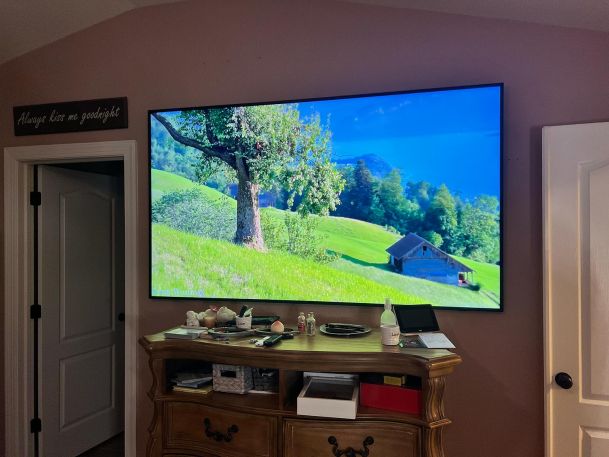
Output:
left=60, top=345, right=115, bottom=429
left=581, top=427, right=609, bottom=457
left=61, top=190, right=114, bottom=341
left=583, top=162, right=609, bottom=401
left=544, top=122, right=609, bottom=457
left=40, top=166, right=124, bottom=457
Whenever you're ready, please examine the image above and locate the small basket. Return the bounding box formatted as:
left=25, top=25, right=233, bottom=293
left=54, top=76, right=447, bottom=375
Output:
left=212, top=364, right=253, bottom=394
left=252, top=368, right=279, bottom=392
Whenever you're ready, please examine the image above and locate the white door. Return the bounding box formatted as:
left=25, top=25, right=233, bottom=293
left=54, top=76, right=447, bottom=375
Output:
left=39, top=165, right=124, bottom=457
left=544, top=122, right=609, bottom=457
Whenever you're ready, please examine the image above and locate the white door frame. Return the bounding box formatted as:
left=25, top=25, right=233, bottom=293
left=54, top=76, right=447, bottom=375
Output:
left=4, top=140, right=139, bottom=457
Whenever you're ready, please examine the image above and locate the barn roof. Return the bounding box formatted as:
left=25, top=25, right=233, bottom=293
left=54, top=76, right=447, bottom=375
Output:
left=386, top=233, right=473, bottom=272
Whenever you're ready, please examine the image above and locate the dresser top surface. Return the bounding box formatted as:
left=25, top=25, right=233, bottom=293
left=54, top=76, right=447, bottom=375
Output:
left=141, top=327, right=461, bottom=375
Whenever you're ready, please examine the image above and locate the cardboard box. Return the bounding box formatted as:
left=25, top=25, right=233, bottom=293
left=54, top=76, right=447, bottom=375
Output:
left=297, top=375, right=358, bottom=419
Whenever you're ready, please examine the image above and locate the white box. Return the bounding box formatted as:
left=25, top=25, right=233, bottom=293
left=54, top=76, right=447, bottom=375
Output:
left=297, top=375, right=359, bottom=420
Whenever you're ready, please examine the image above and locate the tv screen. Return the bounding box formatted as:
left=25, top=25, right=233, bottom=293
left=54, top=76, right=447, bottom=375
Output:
left=149, top=83, right=502, bottom=310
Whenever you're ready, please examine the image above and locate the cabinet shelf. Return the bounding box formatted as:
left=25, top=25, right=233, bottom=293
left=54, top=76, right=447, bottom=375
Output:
left=166, top=388, right=281, bottom=413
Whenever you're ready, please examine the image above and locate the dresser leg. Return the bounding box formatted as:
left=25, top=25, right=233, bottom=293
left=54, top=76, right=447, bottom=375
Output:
left=422, top=426, right=445, bottom=457
left=146, top=357, right=164, bottom=457
left=423, top=376, right=446, bottom=423
left=146, top=399, right=163, bottom=457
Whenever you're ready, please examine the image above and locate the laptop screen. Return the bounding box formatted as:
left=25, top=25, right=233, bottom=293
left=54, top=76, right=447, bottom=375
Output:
left=395, top=305, right=440, bottom=333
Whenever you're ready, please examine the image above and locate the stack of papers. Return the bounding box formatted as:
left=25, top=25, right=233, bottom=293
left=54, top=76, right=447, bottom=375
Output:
left=171, top=370, right=213, bottom=388
left=175, top=376, right=212, bottom=388
left=417, top=332, right=455, bottom=348
left=400, top=332, right=455, bottom=349
left=164, top=328, right=206, bottom=340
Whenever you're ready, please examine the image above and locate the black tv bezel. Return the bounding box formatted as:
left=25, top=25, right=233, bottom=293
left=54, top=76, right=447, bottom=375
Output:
left=148, top=82, right=504, bottom=312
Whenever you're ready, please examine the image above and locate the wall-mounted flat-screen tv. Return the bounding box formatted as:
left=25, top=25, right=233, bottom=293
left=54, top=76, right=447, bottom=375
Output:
left=149, top=83, right=502, bottom=310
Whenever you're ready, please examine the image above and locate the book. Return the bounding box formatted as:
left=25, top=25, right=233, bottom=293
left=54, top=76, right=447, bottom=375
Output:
left=173, top=385, right=213, bottom=395
left=176, top=377, right=212, bottom=388
left=164, top=328, right=205, bottom=340
left=399, top=332, right=455, bottom=349
left=416, top=332, right=455, bottom=349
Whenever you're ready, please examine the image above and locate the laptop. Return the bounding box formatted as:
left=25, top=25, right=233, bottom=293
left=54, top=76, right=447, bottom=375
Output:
left=394, top=305, right=455, bottom=349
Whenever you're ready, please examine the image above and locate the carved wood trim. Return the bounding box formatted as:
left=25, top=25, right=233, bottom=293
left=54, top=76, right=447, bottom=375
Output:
left=423, top=376, right=446, bottom=422
left=422, top=427, right=445, bottom=457
left=146, top=357, right=164, bottom=457
left=147, top=357, right=157, bottom=400
left=146, top=401, right=162, bottom=457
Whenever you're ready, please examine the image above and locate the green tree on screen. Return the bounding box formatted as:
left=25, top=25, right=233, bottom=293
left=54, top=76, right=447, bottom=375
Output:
left=371, top=169, right=422, bottom=234
left=423, top=184, right=458, bottom=249
left=153, top=106, right=344, bottom=250
left=454, top=195, right=500, bottom=263
left=336, top=160, right=375, bottom=221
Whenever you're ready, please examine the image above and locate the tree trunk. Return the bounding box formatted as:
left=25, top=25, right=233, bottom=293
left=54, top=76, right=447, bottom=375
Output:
left=235, top=176, right=265, bottom=251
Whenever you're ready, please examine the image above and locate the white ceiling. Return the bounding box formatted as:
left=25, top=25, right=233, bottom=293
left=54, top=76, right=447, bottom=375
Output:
left=0, top=0, right=181, bottom=65
left=344, top=0, right=609, bottom=33
left=1, top=0, right=608, bottom=66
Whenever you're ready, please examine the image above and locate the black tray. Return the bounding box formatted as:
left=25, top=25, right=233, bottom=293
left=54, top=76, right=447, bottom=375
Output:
left=208, top=327, right=255, bottom=339
left=319, top=323, right=371, bottom=337
left=224, top=315, right=280, bottom=326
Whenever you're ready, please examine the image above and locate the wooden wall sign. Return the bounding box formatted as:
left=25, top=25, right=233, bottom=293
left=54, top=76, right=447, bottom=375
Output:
left=13, top=97, right=128, bottom=136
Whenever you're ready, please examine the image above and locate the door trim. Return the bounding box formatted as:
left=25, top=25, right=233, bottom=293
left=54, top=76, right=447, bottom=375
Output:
left=542, top=125, right=553, bottom=457
left=3, top=141, right=139, bottom=457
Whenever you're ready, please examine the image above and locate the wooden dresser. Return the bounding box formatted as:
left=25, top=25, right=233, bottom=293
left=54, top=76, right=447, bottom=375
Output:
left=140, top=328, right=461, bottom=457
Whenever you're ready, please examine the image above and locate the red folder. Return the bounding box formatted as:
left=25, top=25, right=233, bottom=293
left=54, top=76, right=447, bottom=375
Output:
left=359, top=382, right=421, bottom=415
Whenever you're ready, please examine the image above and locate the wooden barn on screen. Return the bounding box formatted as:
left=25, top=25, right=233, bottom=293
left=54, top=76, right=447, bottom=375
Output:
left=386, top=233, right=474, bottom=286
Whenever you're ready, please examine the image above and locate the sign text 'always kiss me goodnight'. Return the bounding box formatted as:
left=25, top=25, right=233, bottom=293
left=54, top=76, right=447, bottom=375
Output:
left=13, top=97, right=128, bottom=136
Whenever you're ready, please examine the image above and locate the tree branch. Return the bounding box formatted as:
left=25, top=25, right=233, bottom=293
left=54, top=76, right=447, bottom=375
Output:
left=202, top=109, right=219, bottom=146
left=234, top=153, right=250, bottom=181
left=152, top=113, right=234, bottom=166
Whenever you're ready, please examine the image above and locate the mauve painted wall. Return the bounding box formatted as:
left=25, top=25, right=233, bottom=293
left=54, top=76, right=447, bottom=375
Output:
left=1, top=0, right=609, bottom=455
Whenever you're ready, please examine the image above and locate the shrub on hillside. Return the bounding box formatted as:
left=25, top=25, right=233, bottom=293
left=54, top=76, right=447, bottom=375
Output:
left=261, top=212, right=336, bottom=263
left=152, top=189, right=236, bottom=241
left=284, top=213, right=338, bottom=263
left=261, top=211, right=287, bottom=251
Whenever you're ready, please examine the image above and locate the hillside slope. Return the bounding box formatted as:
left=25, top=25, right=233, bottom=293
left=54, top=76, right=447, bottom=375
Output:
left=151, top=168, right=500, bottom=308
left=152, top=224, right=425, bottom=303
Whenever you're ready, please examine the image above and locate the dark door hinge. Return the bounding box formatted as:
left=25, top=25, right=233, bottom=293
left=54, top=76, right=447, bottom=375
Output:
left=30, top=304, right=41, bottom=320
left=30, top=417, right=42, bottom=434
left=30, top=191, right=41, bottom=207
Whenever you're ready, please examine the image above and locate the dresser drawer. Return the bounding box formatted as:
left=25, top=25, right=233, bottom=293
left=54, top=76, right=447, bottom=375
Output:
left=165, top=401, right=277, bottom=457
left=283, top=419, right=420, bottom=457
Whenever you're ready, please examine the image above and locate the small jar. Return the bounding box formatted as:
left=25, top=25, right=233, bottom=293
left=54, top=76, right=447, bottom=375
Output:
left=297, top=312, right=306, bottom=334
left=306, top=312, right=316, bottom=336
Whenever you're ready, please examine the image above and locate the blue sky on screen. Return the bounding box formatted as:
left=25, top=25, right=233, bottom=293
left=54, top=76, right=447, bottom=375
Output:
left=296, top=85, right=501, bottom=200
left=153, top=85, right=501, bottom=200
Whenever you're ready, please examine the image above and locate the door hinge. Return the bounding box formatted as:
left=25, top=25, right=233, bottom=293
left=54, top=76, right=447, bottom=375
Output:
left=30, top=304, right=41, bottom=320
left=30, top=417, right=42, bottom=434
left=30, top=191, right=41, bottom=207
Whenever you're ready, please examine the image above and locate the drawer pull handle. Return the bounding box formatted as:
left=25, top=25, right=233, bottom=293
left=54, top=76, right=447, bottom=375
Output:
left=203, top=418, right=239, bottom=442
left=327, top=436, right=374, bottom=457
